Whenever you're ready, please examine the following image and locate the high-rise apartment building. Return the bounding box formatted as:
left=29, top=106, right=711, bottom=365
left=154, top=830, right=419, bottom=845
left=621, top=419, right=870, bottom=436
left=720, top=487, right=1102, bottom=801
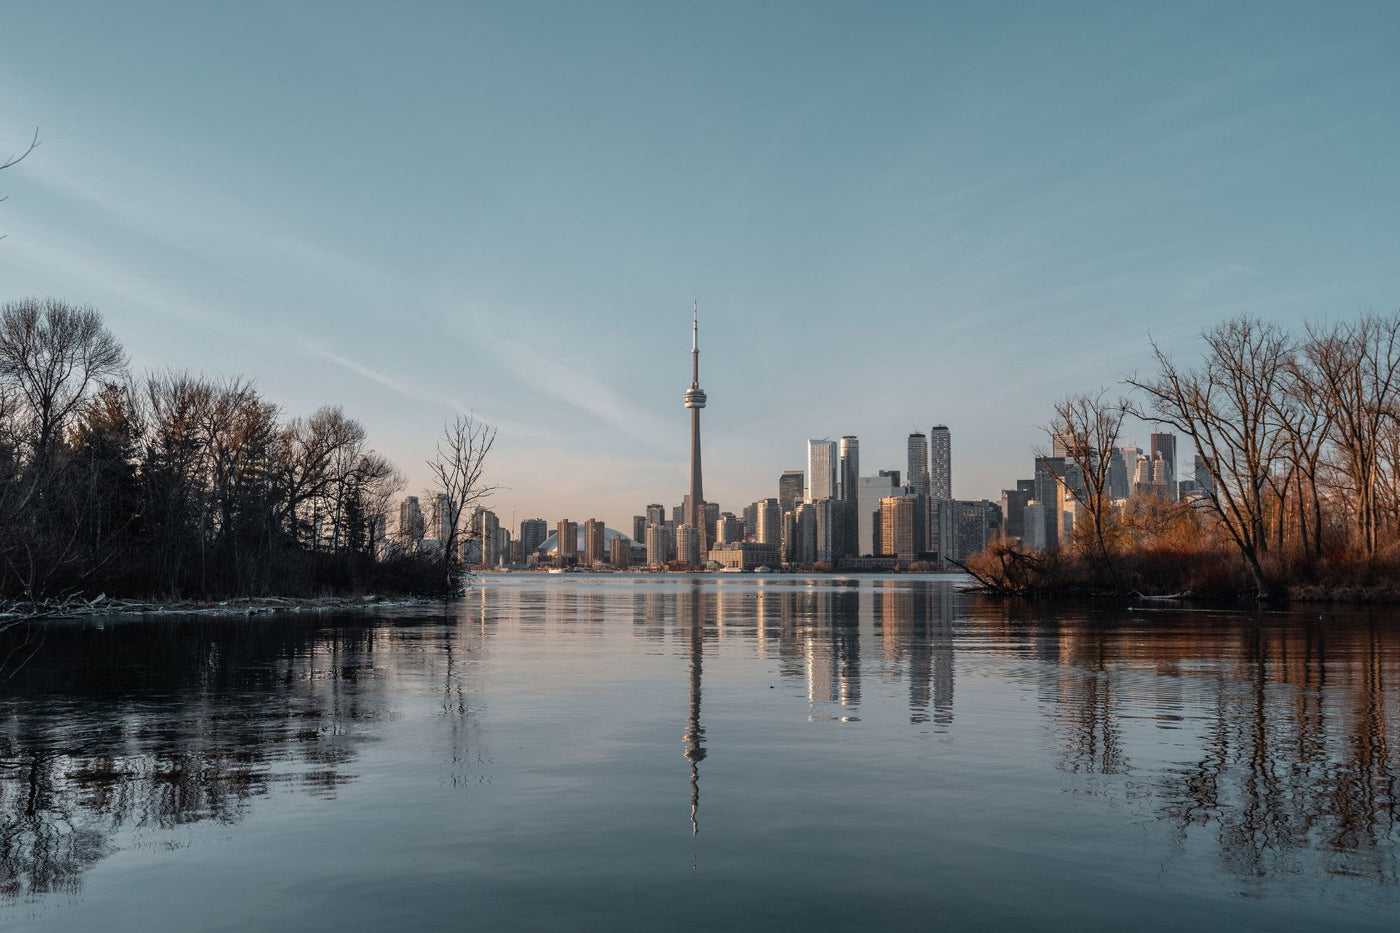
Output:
left=610, top=535, right=631, bottom=569
left=645, top=522, right=670, bottom=567
left=675, top=523, right=700, bottom=567
left=907, top=433, right=930, bottom=499
left=398, top=496, right=425, bottom=543
left=929, top=426, right=951, bottom=501
left=556, top=519, right=578, bottom=563
left=632, top=515, right=647, bottom=545
left=519, top=518, right=549, bottom=555
left=778, top=471, right=804, bottom=512
left=880, top=495, right=918, bottom=565
left=470, top=507, right=501, bottom=567
left=583, top=519, right=606, bottom=567
left=430, top=493, right=454, bottom=545
left=716, top=512, right=744, bottom=545
left=646, top=503, right=666, bottom=527
left=754, top=498, right=782, bottom=546
left=806, top=439, right=838, bottom=502
left=839, top=436, right=859, bottom=502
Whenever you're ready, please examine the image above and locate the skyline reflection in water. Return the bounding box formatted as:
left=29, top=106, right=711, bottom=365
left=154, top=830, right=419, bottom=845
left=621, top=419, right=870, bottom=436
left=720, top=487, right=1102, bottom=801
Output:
left=0, top=576, right=1398, bottom=930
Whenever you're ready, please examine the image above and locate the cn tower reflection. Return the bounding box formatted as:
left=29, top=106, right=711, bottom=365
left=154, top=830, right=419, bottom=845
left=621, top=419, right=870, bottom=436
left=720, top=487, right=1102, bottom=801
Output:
left=682, top=589, right=707, bottom=836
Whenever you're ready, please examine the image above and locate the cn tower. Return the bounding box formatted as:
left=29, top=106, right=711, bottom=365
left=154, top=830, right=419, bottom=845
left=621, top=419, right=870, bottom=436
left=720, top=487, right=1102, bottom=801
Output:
left=683, top=302, right=708, bottom=557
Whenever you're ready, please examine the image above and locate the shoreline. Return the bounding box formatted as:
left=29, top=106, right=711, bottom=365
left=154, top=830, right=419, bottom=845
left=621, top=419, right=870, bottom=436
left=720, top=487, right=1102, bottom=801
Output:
left=0, top=593, right=451, bottom=623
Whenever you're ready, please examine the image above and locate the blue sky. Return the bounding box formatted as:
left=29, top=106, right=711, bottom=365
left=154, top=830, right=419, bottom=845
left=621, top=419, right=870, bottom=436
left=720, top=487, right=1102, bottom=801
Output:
left=2, top=2, right=1397, bottom=532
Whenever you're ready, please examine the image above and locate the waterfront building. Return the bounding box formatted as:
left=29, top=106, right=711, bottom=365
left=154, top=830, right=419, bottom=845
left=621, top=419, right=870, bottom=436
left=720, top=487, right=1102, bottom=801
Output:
left=780, top=508, right=796, bottom=565
left=929, top=426, right=951, bottom=501
left=584, top=519, right=607, bottom=566
left=519, top=518, right=549, bottom=554
left=778, top=470, right=804, bottom=512
left=742, top=503, right=757, bottom=539
left=682, top=304, right=710, bottom=557
left=754, top=498, right=781, bottom=547
left=716, top=512, right=744, bottom=545
left=857, top=474, right=898, bottom=556
left=935, top=500, right=998, bottom=568
left=646, top=503, right=666, bottom=527
left=676, top=523, right=701, bottom=567
left=633, top=515, right=647, bottom=545
left=879, top=495, right=918, bottom=566
left=557, top=519, right=578, bottom=563
left=792, top=503, right=818, bottom=565
left=708, top=541, right=780, bottom=571
left=704, top=501, right=719, bottom=546
left=811, top=497, right=844, bottom=565
left=645, top=523, right=670, bottom=567
left=471, top=507, right=501, bottom=567
left=610, top=535, right=631, bottom=569
left=806, top=439, right=838, bottom=502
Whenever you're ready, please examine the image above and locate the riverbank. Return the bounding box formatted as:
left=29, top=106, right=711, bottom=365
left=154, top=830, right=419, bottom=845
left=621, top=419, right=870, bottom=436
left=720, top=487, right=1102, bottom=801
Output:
left=0, top=592, right=452, bottom=622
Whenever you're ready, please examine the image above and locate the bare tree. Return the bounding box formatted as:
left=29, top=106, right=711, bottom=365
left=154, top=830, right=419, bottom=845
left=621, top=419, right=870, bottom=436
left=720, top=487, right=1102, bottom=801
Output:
left=0, top=128, right=38, bottom=239
left=1128, top=317, right=1292, bottom=598
left=1299, top=312, right=1400, bottom=557
left=0, top=299, right=126, bottom=466
left=1045, top=389, right=1128, bottom=589
left=426, top=415, right=497, bottom=596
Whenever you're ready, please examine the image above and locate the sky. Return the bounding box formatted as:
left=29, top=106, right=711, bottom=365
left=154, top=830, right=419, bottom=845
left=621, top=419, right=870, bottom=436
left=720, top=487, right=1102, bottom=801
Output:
left=1, top=1, right=1398, bottom=534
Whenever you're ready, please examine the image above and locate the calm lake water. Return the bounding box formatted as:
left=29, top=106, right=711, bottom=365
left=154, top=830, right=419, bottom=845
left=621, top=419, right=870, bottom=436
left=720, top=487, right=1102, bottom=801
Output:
left=1, top=574, right=1398, bottom=930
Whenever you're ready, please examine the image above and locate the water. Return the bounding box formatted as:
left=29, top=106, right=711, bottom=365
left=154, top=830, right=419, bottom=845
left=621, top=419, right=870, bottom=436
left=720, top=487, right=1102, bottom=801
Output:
left=1, top=575, right=1397, bottom=930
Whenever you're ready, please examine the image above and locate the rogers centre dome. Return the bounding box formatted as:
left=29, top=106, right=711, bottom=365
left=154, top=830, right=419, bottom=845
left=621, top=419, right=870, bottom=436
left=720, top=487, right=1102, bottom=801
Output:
left=535, top=527, right=640, bottom=555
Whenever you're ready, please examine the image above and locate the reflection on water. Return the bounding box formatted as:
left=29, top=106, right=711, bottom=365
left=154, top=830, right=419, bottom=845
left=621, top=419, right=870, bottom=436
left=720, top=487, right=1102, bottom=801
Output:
left=2, top=578, right=1400, bottom=926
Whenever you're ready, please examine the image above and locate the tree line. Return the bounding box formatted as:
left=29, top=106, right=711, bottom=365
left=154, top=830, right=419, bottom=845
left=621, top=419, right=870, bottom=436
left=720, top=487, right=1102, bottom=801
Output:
left=977, top=310, right=1400, bottom=601
left=0, top=297, right=451, bottom=601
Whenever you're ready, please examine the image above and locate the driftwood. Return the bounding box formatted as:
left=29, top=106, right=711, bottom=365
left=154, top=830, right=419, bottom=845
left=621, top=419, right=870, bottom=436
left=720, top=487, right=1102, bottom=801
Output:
left=0, top=592, right=446, bottom=622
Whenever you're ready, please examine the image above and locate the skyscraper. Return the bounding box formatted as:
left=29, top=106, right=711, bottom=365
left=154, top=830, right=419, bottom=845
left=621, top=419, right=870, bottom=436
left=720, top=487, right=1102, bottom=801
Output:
left=556, top=519, right=578, bottom=563
left=806, top=439, right=838, bottom=502
left=857, top=474, right=899, bottom=556
left=754, top=498, right=781, bottom=546
left=583, top=519, right=606, bottom=567
left=1150, top=433, right=1177, bottom=499
left=929, top=425, right=951, bottom=501
left=683, top=304, right=709, bottom=557
left=839, top=436, right=859, bottom=503
left=519, top=518, right=548, bottom=555
left=778, top=471, right=804, bottom=512
left=906, top=433, right=929, bottom=499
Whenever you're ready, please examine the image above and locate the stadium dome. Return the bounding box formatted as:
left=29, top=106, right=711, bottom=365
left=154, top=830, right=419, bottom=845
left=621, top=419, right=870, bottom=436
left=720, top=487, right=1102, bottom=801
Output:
left=535, top=526, right=639, bottom=555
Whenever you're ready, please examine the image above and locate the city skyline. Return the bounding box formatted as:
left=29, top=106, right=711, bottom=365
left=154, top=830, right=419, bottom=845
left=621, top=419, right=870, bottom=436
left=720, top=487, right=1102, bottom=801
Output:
left=1, top=4, right=1398, bottom=531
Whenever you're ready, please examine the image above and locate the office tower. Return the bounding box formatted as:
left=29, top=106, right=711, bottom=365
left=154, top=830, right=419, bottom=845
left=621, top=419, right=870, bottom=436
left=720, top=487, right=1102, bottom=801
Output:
left=704, top=501, right=719, bottom=546
left=811, top=498, right=843, bottom=564
left=610, top=535, right=631, bottom=569
left=1032, top=457, right=1066, bottom=550
left=742, top=503, right=757, bottom=539
left=906, top=433, right=929, bottom=499
left=633, top=515, right=647, bottom=545
left=929, top=425, right=951, bottom=501
left=556, top=519, right=578, bottom=563
left=672, top=504, right=684, bottom=526
left=398, top=496, right=425, bottom=542
left=1150, top=433, right=1177, bottom=497
left=839, top=436, right=859, bottom=502
left=682, top=304, right=710, bottom=557
left=716, top=512, right=744, bottom=545
left=857, top=474, right=898, bottom=556
left=1000, top=486, right=1031, bottom=541
left=1108, top=449, right=1130, bottom=501
left=646, top=503, right=666, bottom=526
left=1194, top=455, right=1215, bottom=496
left=755, top=498, right=782, bottom=546
left=780, top=509, right=796, bottom=564
left=520, top=518, right=549, bottom=555
left=778, top=470, right=805, bottom=512
left=880, top=495, right=918, bottom=564
left=583, top=519, right=606, bottom=566
left=806, top=439, right=838, bottom=502
left=676, top=523, right=700, bottom=567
